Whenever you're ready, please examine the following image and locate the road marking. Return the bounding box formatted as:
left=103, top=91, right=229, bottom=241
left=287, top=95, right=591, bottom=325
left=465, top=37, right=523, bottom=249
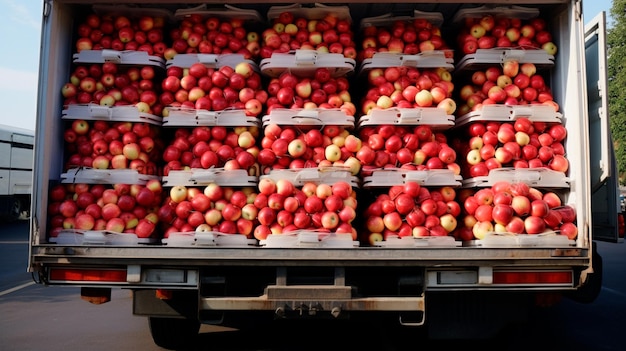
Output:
left=0, top=281, right=35, bottom=297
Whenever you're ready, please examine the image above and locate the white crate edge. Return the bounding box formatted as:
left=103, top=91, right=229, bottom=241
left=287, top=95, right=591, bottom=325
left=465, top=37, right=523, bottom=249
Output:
left=358, top=107, right=455, bottom=129
left=162, top=168, right=257, bottom=187
left=454, top=104, right=562, bottom=127
left=61, top=168, right=158, bottom=185
left=166, top=53, right=258, bottom=70
left=359, top=52, right=454, bottom=72
left=73, top=50, right=166, bottom=68
left=51, top=230, right=156, bottom=245
left=477, top=232, right=575, bottom=247
left=260, top=51, right=356, bottom=78
left=162, top=231, right=257, bottom=247
left=163, top=107, right=261, bottom=127
left=260, top=168, right=359, bottom=187
left=455, top=49, right=554, bottom=73
left=62, top=104, right=163, bottom=125
left=362, top=169, right=462, bottom=188
left=262, top=108, right=355, bottom=128
left=461, top=167, right=570, bottom=188
left=260, top=231, right=359, bottom=248
left=373, top=235, right=460, bottom=247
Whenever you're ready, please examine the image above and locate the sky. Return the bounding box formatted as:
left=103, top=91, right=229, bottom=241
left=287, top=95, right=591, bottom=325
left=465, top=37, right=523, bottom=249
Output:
left=0, top=0, right=614, bottom=132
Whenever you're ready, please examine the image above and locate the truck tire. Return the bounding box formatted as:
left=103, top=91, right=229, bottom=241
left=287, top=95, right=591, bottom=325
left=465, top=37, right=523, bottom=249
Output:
left=566, top=243, right=603, bottom=304
left=148, top=317, right=200, bottom=350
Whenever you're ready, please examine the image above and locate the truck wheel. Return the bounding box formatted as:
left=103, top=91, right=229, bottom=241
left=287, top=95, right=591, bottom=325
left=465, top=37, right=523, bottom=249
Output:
left=148, top=317, right=200, bottom=350
left=566, top=242, right=603, bottom=303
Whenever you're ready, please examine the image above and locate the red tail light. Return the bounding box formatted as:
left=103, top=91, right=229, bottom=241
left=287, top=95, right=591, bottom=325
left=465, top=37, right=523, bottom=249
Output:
left=49, top=268, right=127, bottom=282
left=493, top=270, right=573, bottom=285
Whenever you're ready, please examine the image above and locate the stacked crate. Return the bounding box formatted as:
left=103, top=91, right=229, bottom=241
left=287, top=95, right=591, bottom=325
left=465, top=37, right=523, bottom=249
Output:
left=353, top=11, right=462, bottom=246
left=47, top=169, right=164, bottom=244
left=48, top=7, right=169, bottom=244
left=157, top=53, right=264, bottom=245
left=260, top=4, right=357, bottom=60
left=449, top=6, right=577, bottom=245
left=255, top=169, right=360, bottom=248
left=47, top=4, right=580, bottom=248
left=72, top=4, right=172, bottom=58
left=358, top=10, right=453, bottom=62
left=159, top=168, right=260, bottom=247
left=166, top=5, right=264, bottom=61
left=258, top=51, right=357, bottom=174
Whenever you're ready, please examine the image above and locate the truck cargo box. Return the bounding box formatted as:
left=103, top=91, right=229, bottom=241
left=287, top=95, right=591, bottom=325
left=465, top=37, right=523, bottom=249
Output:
left=29, top=1, right=619, bottom=348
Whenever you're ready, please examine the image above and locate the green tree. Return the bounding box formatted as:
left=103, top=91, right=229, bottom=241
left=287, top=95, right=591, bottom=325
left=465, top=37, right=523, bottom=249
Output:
left=607, top=0, right=626, bottom=184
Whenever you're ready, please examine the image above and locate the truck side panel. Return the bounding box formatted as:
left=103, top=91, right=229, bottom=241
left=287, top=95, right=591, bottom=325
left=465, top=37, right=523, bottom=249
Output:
left=585, top=12, right=621, bottom=242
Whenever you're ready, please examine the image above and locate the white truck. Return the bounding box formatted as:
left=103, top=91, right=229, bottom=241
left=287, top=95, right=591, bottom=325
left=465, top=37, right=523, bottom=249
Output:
left=0, top=124, right=34, bottom=221
left=29, top=1, right=622, bottom=349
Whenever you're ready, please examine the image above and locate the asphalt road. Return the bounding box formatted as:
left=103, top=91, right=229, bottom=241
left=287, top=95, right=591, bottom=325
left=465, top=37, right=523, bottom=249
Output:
left=1, top=219, right=625, bottom=350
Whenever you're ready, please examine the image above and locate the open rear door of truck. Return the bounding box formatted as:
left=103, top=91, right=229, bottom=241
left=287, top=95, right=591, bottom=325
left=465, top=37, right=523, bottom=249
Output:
left=585, top=12, right=621, bottom=242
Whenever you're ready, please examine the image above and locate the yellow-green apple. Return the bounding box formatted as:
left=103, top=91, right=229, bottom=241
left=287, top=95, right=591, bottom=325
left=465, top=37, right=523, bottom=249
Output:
left=470, top=24, right=486, bottom=38
left=415, top=89, right=433, bottom=107
left=440, top=213, right=457, bottom=233
left=437, top=97, right=456, bottom=115
left=472, top=221, right=494, bottom=240
left=466, top=149, right=482, bottom=165
left=287, top=139, right=306, bottom=158
left=325, top=144, right=342, bottom=162
left=542, top=41, right=557, bottom=55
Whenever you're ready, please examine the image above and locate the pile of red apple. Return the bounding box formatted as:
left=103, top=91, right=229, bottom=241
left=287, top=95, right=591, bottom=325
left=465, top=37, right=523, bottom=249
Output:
left=265, top=68, right=356, bottom=115
left=456, top=61, right=559, bottom=116
left=453, top=180, right=577, bottom=241
left=252, top=178, right=358, bottom=240
left=63, top=119, right=163, bottom=175
left=161, top=125, right=260, bottom=176
left=158, top=183, right=260, bottom=238
left=166, top=15, right=261, bottom=61
left=61, top=62, right=164, bottom=116
left=456, top=15, right=557, bottom=55
left=359, top=18, right=452, bottom=60
left=258, top=123, right=361, bottom=175
left=47, top=179, right=164, bottom=239
left=157, top=177, right=358, bottom=242
left=362, top=183, right=460, bottom=245
left=161, top=61, right=265, bottom=117
left=452, top=117, right=569, bottom=178
left=75, top=13, right=168, bottom=57
left=260, top=11, right=356, bottom=59
left=361, top=66, right=456, bottom=116
left=356, top=124, right=460, bottom=176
